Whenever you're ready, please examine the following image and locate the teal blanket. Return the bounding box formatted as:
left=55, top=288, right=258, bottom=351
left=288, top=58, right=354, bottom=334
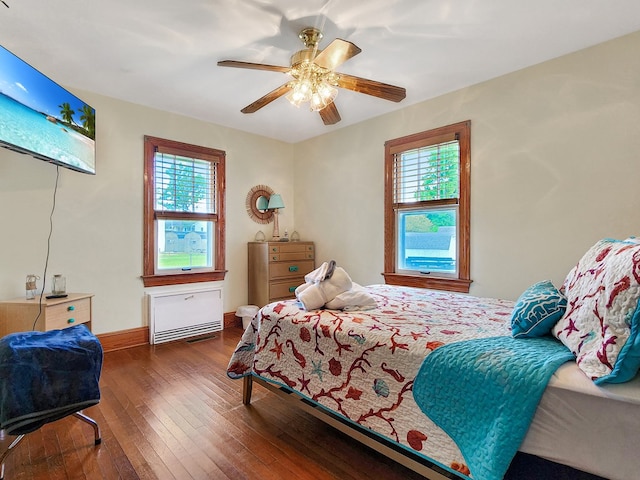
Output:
left=413, top=336, right=574, bottom=480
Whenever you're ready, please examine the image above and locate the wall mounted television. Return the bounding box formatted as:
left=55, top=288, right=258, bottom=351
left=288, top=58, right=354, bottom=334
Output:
left=0, top=44, right=95, bottom=175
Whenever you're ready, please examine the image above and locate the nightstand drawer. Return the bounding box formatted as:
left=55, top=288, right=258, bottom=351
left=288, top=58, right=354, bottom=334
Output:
left=46, top=297, right=91, bottom=330
left=270, top=260, right=314, bottom=280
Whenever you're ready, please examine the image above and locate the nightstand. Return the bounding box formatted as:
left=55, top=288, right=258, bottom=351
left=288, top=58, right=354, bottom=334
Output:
left=0, top=293, right=93, bottom=337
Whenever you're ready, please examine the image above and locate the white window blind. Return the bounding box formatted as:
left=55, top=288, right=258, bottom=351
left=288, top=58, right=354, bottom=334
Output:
left=393, top=139, right=460, bottom=205
left=154, top=152, right=216, bottom=214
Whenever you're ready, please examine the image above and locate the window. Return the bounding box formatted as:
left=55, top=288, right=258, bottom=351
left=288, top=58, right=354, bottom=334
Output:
left=383, top=120, right=471, bottom=293
left=143, top=136, right=226, bottom=287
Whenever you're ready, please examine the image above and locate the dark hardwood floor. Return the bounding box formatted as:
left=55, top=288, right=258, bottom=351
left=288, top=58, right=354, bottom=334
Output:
left=1, top=327, right=608, bottom=480
left=1, top=327, right=429, bottom=480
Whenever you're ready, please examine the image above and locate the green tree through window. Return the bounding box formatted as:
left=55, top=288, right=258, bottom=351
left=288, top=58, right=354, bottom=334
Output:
left=413, top=142, right=459, bottom=202
left=157, top=157, right=208, bottom=212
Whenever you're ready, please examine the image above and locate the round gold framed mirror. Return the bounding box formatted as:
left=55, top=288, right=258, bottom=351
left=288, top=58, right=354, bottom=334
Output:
left=246, top=184, right=275, bottom=224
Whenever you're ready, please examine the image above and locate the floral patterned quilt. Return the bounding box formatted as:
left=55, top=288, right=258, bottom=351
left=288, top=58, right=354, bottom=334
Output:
left=227, top=284, right=515, bottom=478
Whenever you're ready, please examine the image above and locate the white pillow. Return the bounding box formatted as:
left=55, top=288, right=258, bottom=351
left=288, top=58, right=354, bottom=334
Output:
left=552, top=238, right=640, bottom=384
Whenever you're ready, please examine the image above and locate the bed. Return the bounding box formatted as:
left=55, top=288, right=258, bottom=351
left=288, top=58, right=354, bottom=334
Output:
left=227, top=238, right=640, bottom=480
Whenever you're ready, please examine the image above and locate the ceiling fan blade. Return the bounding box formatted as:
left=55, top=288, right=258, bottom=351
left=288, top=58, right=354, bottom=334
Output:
left=313, top=39, right=361, bottom=71
left=217, top=60, right=290, bottom=74
left=241, top=83, right=292, bottom=114
left=318, top=102, right=341, bottom=125
left=336, top=73, right=406, bottom=103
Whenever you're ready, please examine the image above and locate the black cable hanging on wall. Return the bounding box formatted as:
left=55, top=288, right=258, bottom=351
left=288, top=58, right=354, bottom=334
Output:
left=32, top=165, right=60, bottom=330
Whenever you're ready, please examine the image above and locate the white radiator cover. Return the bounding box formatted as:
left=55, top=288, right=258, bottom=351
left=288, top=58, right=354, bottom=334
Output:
left=147, top=287, right=223, bottom=344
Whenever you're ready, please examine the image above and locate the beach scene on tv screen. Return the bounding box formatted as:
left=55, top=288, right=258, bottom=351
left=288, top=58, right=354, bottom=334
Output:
left=0, top=46, right=95, bottom=174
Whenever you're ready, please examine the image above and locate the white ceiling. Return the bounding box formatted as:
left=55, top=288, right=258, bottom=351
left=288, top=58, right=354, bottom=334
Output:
left=2, top=0, right=640, bottom=143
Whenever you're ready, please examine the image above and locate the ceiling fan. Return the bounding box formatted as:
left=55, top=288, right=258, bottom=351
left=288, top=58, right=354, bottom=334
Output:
left=217, top=27, right=406, bottom=125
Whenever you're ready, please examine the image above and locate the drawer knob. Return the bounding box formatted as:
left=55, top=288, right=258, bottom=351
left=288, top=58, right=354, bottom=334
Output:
left=272, top=256, right=278, bottom=261
left=288, top=286, right=296, bottom=293
left=289, top=265, right=299, bottom=272
left=67, top=305, right=75, bottom=311
left=67, top=318, right=75, bottom=324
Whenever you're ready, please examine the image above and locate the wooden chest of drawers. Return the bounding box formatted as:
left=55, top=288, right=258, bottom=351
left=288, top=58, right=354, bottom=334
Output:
left=248, top=241, right=315, bottom=307
left=0, top=293, right=93, bottom=337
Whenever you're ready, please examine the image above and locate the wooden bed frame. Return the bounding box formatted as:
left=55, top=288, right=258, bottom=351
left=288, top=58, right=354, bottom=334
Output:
left=242, top=375, right=459, bottom=480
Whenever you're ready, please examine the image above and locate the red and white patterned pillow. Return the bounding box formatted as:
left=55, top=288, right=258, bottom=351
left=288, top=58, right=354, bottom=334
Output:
left=552, top=238, right=640, bottom=384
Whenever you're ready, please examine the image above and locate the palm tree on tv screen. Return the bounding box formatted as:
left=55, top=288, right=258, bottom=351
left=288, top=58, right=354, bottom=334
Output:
left=80, top=104, right=95, bottom=139
left=58, top=102, right=76, bottom=126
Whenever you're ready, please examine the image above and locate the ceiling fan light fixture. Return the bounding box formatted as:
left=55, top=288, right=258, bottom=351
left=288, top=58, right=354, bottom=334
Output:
left=309, top=82, right=338, bottom=111
left=285, top=90, right=304, bottom=107
left=309, top=92, right=324, bottom=111
left=286, top=78, right=313, bottom=107
left=285, top=91, right=301, bottom=107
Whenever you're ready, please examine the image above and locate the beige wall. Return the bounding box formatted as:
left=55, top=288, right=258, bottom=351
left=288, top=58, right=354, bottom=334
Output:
left=293, top=30, right=640, bottom=300
left=1, top=31, right=639, bottom=334
left=0, top=94, right=294, bottom=334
